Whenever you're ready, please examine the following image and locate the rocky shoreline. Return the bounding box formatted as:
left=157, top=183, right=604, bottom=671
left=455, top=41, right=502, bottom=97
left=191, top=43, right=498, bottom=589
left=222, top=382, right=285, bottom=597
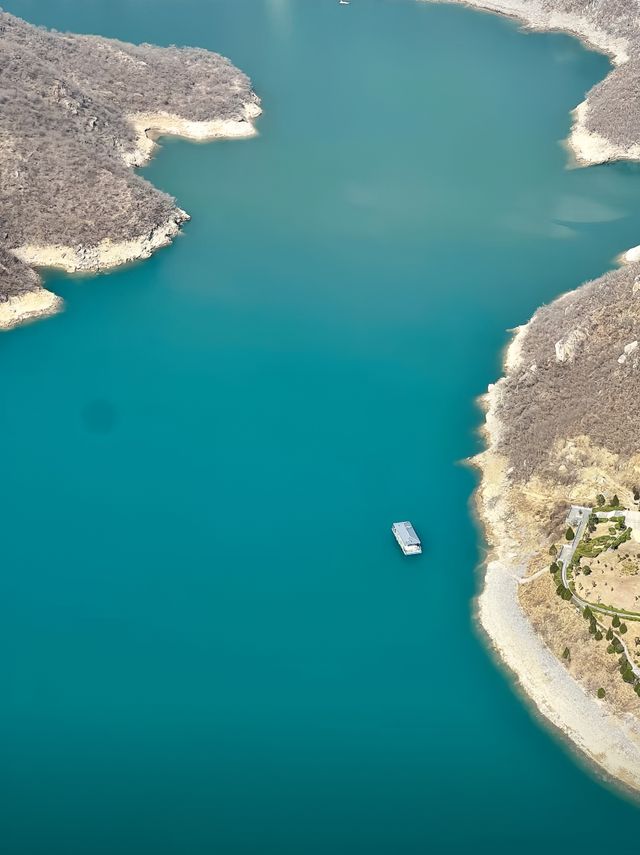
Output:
left=0, top=10, right=261, bottom=329
left=1, top=107, right=262, bottom=331
left=0, top=286, right=63, bottom=331
left=127, top=102, right=262, bottom=167
left=475, top=328, right=640, bottom=793
left=1, top=100, right=263, bottom=330
left=426, top=0, right=640, bottom=166
left=0, top=102, right=262, bottom=330
left=430, top=0, right=640, bottom=794
left=13, top=207, right=190, bottom=275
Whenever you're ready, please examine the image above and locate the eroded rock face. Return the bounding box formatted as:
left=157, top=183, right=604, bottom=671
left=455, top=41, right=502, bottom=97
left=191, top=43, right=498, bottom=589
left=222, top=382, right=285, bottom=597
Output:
left=0, top=246, right=62, bottom=329
left=617, top=340, right=638, bottom=363
left=555, top=328, right=588, bottom=363
left=0, top=10, right=260, bottom=319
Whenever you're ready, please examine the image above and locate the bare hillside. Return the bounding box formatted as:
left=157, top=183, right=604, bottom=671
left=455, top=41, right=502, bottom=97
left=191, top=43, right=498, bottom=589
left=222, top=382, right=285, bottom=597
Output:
left=495, top=260, right=640, bottom=482
left=0, top=9, right=259, bottom=321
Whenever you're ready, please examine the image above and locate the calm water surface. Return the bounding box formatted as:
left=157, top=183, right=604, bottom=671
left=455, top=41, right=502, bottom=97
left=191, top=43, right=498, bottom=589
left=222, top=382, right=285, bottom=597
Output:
left=2, top=0, right=640, bottom=852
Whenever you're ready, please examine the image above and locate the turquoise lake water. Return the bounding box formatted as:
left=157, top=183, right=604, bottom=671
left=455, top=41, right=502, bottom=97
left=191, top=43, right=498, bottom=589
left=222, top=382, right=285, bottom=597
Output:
left=3, top=0, right=640, bottom=851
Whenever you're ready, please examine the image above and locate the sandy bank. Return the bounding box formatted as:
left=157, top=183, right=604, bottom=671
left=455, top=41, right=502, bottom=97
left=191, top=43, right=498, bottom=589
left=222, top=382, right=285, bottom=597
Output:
left=478, top=555, right=640, bottom=791
left=0, top=9, right=264, bottom=330
left=6, top=99, right=262, bottom=330
left=6, top=209, right=189, bottom=328
left=126, top=100, right=262, bottom=167
left=13, top=209, right=189, bottom=275
left=476, top=341, right=640, bottom=791
left=424, top=0, right=629, bottom=61
left=424, top=1, right=632, bottom=166
left=569, top=101, right=640, bottom=167
left=0, top=287, right=62, bottom=331
left=425, top=0, right=640, bottom=793
left=5, top=97, right=262, bottom=331
left=620, top=244, right=640, bottom=265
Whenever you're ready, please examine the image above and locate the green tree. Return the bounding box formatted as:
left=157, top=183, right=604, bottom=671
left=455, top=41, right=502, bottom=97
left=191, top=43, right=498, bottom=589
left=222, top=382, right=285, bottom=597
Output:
left=583, top=606, right=593, bottom=620
left=595, top=631, right=603, bottom=641
left=596, top=494, right=605, bottom=507
left=612, top=615, right=621, bottom=628
left=597, top=688, right=606, bottom=699
left=612, top=494, right=620, bottom=507
left=549, top=544, right=557, bottom=557
left=562, top=647, right=570, bottom=660
left=606, top=628, right=614, bottom=641
left=549, top=562, right=559, bottom=575
left=620, top=623, right=628, bottom=634
left=607, top=644, right=615, bottom=654
left=565, top=526, right=575, bottom=541
left=583, top=566, right=592, bottom=576
left=621, top=665, right=635, bottom=684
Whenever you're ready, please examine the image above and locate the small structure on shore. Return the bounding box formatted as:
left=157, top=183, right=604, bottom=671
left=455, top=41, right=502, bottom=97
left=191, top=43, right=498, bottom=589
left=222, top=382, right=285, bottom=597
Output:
left=392, top=521, right=422, bottom=556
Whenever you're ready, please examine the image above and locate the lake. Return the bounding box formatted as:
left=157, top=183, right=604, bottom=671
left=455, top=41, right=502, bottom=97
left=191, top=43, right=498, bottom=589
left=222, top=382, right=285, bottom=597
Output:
left=1, top=0, right=640, bottom=852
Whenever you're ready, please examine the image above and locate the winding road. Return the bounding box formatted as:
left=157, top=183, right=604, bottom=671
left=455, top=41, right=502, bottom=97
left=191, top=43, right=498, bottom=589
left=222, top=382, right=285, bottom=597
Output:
left=559, top=505, right=640, bottom=679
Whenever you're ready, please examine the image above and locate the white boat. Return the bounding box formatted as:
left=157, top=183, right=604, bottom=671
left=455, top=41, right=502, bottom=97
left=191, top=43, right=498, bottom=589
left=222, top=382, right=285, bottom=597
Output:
left=391, top=521, right=422, bottom=556
left=339, top=1, right=350, bottom=5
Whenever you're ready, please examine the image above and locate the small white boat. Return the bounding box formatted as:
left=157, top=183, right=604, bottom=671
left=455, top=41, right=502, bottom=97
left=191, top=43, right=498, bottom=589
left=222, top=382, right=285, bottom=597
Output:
left=339, top=0, right=350, bottom=5
left=392, top=521, right=422, bottom=556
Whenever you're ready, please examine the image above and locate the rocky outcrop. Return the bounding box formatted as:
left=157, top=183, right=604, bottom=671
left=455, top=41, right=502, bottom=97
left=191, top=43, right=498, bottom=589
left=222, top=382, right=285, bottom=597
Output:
left=617, top=340, right=638, bottom=364
left=555, top=327, right=588, bottom=363
left=127, top=102, right=262, bottom=167
left=13, top=209, right=190, bottom=274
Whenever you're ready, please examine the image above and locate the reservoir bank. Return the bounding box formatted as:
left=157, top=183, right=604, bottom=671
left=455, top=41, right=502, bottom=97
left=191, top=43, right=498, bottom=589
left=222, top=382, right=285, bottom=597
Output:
left=2, top=0, right=640, bottom=852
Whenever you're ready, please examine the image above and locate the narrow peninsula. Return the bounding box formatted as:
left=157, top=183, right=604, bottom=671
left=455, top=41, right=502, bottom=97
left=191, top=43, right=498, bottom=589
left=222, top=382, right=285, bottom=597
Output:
left=0, top=9, right=260, bottom=329
left=427, top=0, right=640, bottom=794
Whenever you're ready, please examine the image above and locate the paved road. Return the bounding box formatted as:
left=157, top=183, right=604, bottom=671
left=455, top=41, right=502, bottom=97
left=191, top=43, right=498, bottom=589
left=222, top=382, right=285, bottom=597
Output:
left=559, top=505, right=591, bottom=586
left=560, top=504, right=640, bottom=679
